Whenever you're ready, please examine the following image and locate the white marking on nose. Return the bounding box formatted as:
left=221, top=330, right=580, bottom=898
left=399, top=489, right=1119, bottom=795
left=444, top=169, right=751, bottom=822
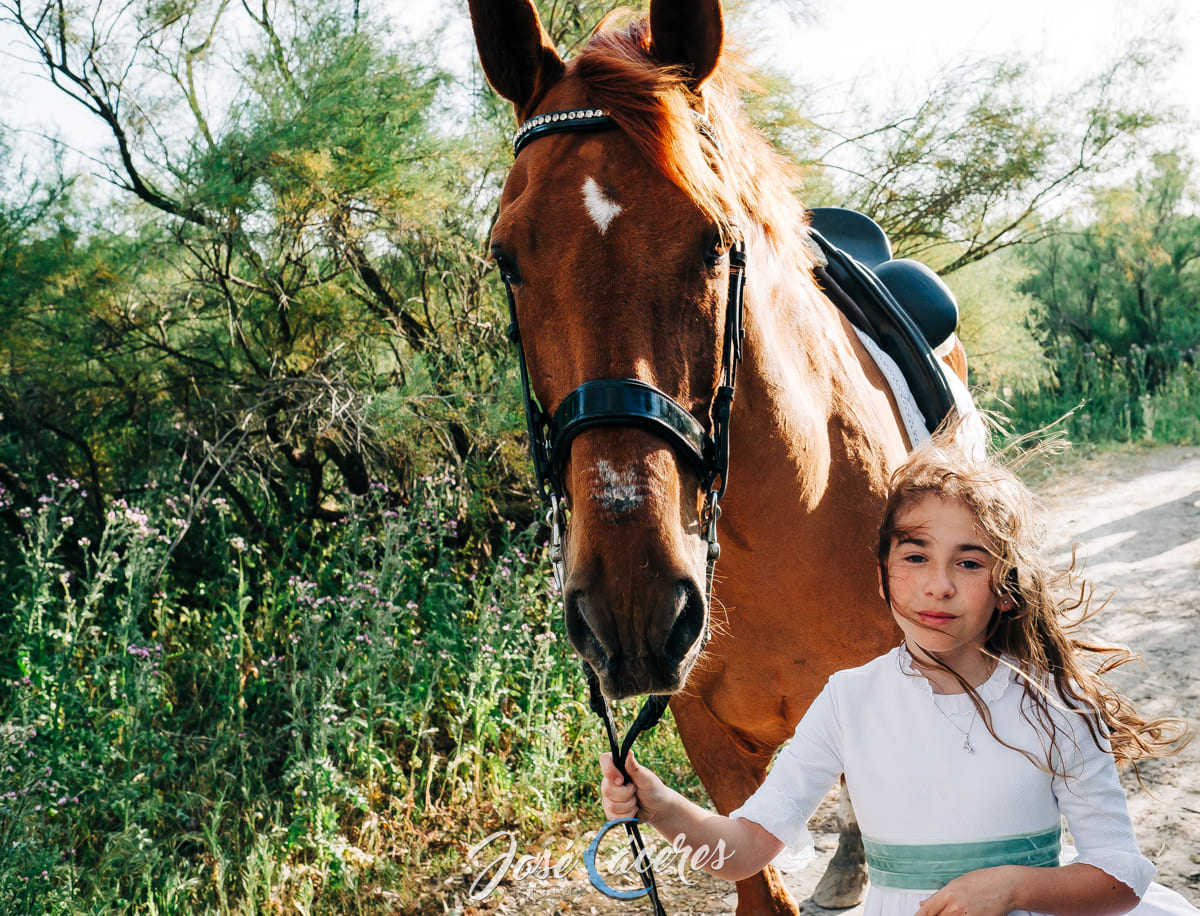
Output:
left=582, top=177, right=623, bottom=235
left=593, top=460, right=645, bottom=513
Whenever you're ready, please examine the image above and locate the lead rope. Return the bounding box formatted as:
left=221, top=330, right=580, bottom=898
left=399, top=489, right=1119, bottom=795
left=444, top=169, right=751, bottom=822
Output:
left=586, top=669, right=671, bottom=915
left=578, top=516, right=722, bottom=915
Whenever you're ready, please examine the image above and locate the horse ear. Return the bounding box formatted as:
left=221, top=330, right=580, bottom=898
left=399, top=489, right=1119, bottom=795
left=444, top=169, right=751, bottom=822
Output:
left=648, top=0, right=724, bottom=89
left=468, top=0, right=565, bottom=112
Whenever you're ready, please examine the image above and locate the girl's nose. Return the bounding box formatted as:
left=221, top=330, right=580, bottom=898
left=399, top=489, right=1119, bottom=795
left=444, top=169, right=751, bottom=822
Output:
left=924, top=566, right=954, bottom=597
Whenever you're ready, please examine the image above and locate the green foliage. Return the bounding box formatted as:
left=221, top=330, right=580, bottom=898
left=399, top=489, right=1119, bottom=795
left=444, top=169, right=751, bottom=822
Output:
left=531, top=0, right=626, bottom=53
left=979, top=353, right=1200, bottom=447
left=0, top=0, right=529, bottom=554
left=949, top=249, right=1050, bottom=395
left=1024, top=152, right=1200, bottom=364
left=997, top=151, right=1200, bottom=443
left=1, top=0, right=1198, bottom=911
left=0, top=470, right=619, bottom=913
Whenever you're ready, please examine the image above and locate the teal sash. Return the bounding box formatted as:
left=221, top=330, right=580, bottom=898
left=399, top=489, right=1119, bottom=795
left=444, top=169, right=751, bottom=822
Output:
left=864, top=827, right=1061, bottom=890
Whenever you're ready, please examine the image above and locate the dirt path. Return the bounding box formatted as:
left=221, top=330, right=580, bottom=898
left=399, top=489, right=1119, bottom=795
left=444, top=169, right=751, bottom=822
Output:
left=459, top=445, right=1200, bottom=914
left=1036, top=445, right=1200, bottom=904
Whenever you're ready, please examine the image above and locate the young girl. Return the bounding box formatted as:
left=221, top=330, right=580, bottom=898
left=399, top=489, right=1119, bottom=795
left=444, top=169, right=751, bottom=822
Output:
left=600, top=433, right=1195, bottom=916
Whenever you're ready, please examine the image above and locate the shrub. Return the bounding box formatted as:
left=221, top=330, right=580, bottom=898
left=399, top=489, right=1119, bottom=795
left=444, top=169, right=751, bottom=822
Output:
left=0, top=469, right=626, bottom=913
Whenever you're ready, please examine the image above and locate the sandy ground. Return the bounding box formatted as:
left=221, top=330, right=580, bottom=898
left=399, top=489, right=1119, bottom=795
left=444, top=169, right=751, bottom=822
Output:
left=453, top=445, right=1200, bottom=915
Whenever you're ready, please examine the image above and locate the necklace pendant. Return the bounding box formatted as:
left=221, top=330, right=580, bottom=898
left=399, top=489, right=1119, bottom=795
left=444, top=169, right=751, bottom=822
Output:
left=963, top=737, right=974, bottom=753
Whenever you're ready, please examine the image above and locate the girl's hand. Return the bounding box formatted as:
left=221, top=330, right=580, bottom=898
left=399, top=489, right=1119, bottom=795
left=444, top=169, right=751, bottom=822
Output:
left=599, top=751, right=787, bottom=882
left=599, top=750, right=671, bottom=826
left=917, top=863, right=1138, bottom=916
left=917, top=866, right=1018, bottom=916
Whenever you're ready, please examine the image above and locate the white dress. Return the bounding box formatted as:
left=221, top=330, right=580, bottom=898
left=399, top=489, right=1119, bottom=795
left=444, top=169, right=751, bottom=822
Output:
left=730, top=646, right=1197, bottom=915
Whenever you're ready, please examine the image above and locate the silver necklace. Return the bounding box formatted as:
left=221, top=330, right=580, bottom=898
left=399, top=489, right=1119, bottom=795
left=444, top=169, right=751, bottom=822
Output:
left=905, top=642, right=995, bottom=754
left=933, top=697, right=978, bottom=754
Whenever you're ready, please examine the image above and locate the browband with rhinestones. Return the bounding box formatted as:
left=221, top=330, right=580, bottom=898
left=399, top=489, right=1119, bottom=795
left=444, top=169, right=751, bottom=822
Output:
left=506, top=107, right=720, bottom=157
left=512, top=109, right=616, bottom=156
left=511, top=107, right=723, bottom=158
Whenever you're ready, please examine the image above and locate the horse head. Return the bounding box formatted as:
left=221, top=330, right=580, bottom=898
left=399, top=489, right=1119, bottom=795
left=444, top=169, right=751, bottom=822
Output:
left=469, top=0, right=754, bottom=700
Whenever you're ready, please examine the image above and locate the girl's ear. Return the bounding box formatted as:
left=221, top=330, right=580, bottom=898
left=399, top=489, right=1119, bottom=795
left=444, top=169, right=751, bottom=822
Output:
left=997, top=569, right=1020, bottom=613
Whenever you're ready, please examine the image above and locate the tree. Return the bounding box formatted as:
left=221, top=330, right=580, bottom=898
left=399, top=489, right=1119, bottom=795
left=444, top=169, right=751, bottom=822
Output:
left=0, top=132, right=77, bottom=536
left=1022, top=151, right=1200, bottom=395
left=945, top=249, right=1049, bottom=396
left=0, top=0, right=528, bottom=558
left=812, top=44, right=1176, bottom=273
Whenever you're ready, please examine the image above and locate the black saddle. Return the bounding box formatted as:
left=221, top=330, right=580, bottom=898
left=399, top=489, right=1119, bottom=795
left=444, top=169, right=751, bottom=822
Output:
left=807, top=207, right=959, bottom=435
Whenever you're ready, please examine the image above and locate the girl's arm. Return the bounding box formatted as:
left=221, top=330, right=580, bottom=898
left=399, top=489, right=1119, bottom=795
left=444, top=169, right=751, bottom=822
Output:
left=917, top=862, right=1138, bottom=916
left=599, top=751, right=784, bottom=881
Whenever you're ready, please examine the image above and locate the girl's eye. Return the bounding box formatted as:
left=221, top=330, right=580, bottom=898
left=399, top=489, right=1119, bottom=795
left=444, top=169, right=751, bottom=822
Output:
left=959, top=559, right=985, bottom=571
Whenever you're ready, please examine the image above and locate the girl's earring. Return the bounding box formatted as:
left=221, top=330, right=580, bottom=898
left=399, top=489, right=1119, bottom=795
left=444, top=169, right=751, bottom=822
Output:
left=997, top=593, right=1015, bottom=613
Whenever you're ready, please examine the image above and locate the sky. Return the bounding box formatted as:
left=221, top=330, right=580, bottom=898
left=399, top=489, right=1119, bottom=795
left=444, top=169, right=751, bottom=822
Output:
left=2, top=0, right=1196, bottom=174
left=748, top=0, right=1200, bottom=190
left=435, top=0, right=1198, bottom=148
left=755, top=0, right=1198, bottom=129
left=757, top=0, right=1195, bottom=88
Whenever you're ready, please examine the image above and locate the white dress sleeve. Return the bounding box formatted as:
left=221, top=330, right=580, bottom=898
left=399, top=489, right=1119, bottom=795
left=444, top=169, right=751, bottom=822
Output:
left=1051, top=708, right=1156, bottom=898
left=728, top=680, right=845, bottom=870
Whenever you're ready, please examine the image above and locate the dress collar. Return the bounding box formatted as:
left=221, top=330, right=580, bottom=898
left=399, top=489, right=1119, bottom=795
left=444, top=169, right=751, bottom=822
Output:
left=897, top=642, right=1014, bottom=704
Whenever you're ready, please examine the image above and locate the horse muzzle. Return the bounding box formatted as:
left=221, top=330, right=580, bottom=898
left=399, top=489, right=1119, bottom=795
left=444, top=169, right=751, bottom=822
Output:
left=556, top=428, right=712, bottom=698
left=565, top=574, right=708, bottom=700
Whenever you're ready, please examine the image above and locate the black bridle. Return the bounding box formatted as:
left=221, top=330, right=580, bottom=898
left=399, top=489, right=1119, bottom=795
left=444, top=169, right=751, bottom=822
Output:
left=500, top=107, right=747, bottom=914
left=505, top=109, right=746, bottom=593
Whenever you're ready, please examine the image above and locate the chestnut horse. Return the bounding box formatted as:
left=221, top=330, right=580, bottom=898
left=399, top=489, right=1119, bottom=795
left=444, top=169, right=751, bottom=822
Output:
left=469, top=0, right=967, bottom=912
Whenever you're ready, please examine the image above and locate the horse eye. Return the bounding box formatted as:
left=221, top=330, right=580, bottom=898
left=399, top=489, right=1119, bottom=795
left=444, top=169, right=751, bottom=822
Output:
left=491, top=247, right=522, bottom=285
left=704, top=232, right=730, bottom=269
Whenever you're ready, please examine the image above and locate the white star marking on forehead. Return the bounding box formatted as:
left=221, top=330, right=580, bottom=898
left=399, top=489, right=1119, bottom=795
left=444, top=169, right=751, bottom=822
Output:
left=582, top=177, right=623, bottom=235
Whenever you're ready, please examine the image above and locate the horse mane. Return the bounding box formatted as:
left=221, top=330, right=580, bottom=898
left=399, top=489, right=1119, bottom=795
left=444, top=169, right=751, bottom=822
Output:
left=573, top=12, right=813, bottom=267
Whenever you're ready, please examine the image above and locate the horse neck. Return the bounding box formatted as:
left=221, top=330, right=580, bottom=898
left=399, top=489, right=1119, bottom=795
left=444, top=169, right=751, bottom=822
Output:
left=724, top=230, right=908, bottom=523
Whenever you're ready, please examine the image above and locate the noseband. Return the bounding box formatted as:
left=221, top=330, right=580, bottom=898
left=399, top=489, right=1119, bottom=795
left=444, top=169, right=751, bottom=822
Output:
left=502, top=107, right=747, bottom=597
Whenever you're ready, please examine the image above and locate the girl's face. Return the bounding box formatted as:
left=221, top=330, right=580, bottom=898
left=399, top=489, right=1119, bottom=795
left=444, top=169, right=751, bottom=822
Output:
left=881, top=494, right=1007, bottom=674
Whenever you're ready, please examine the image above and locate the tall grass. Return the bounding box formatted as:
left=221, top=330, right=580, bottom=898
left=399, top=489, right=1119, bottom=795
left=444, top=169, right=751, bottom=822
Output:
left=0, top=470, right=652, bottom=913
left=978, top=349, right=1200, bottom=445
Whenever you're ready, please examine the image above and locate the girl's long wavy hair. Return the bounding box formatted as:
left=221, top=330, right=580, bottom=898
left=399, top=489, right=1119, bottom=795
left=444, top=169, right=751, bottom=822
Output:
left=876, top=426, right=1190, bottom=777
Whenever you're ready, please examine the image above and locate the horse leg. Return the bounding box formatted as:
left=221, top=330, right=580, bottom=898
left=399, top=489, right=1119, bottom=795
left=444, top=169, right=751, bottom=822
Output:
left=670, top=692, right=800, bottom=916
left=810, top=779, right=868, bottom=908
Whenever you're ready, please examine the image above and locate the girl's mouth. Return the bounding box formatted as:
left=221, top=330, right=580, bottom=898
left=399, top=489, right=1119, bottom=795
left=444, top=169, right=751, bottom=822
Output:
left=917, top=612, right=956, bottom=626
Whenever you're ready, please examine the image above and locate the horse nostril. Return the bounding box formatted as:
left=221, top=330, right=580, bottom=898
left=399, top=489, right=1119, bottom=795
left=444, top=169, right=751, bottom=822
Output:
left=663, top=579, right=706, bottom=665
left=565, top=588, right=613, bottom=667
